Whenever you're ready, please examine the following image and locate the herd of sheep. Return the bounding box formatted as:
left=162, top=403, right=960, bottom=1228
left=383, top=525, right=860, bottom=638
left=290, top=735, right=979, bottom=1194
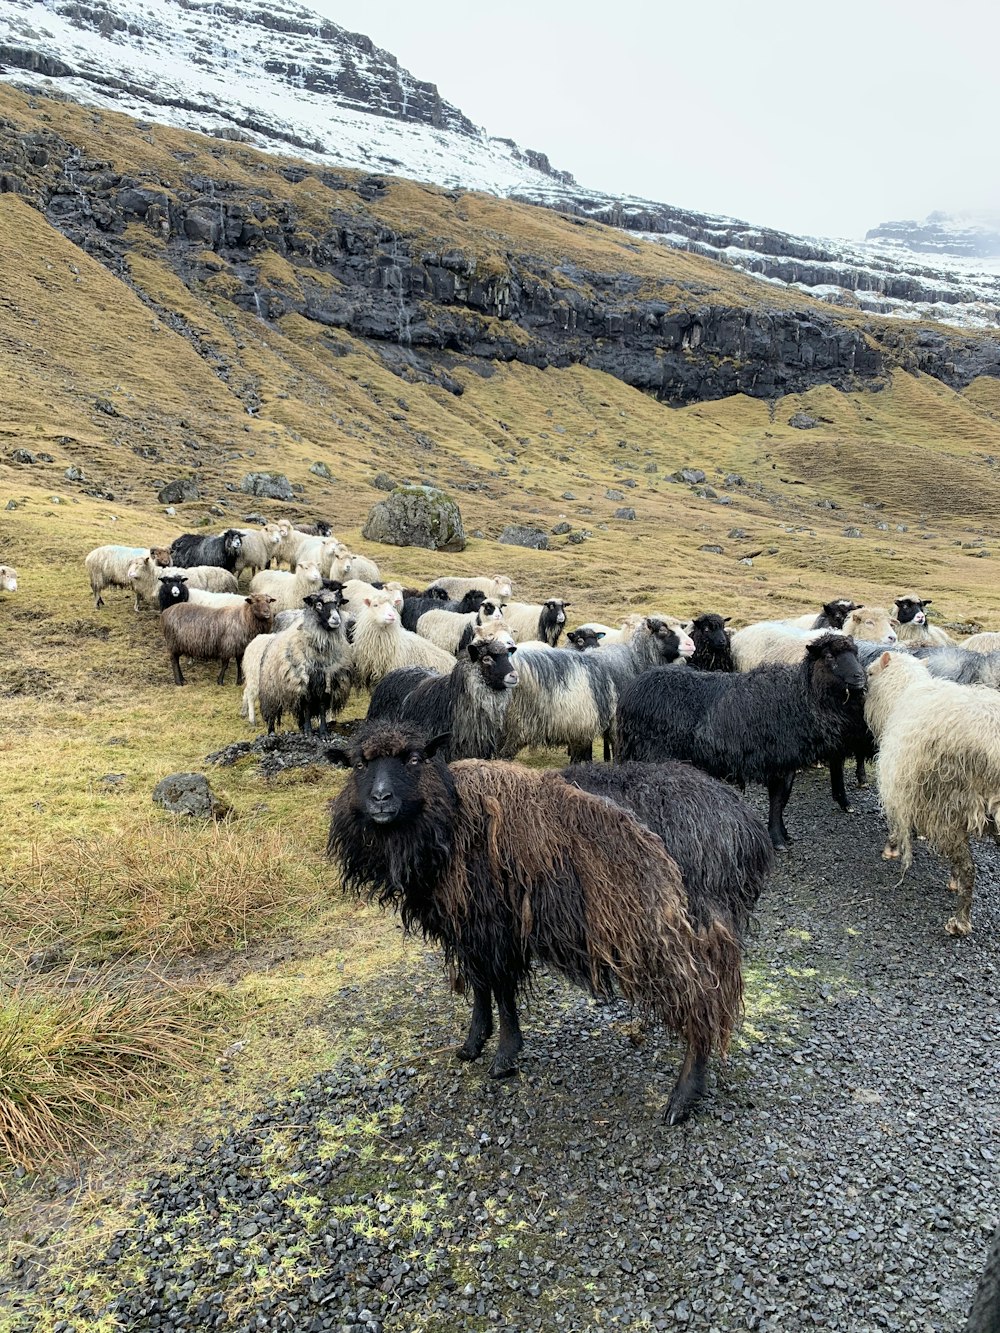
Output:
left=70, top=518, right=1000, bottom=951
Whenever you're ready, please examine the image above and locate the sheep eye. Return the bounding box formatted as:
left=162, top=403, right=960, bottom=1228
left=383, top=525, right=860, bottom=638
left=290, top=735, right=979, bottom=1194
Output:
left=407, top=753, right=423, bottom=766
left=354, top=760, right=366, bottom=771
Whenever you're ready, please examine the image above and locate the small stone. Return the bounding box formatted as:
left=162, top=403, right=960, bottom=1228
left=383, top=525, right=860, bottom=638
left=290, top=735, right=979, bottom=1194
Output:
left=158, top=478, right=199, bottom=504
left=567, top=531, right=588, bottom=544
left=94, top=397, right=118, bottom=416
left=499, top=524, right=549, bottom=550
left=164, top=505, right=177, bottom=517
left=551, top=522, right=572, bottom=535
left=614, top=507, right=636, bottom=520
left=675, top=467, right=706, bottom=484
left=605, top=488, right=625, bottom=501
left=5, top=500, right=18, bottom=510
left=843, top=526, right=863, bottom=538
left=239, top=472, right=294, bottom=501
left=723, top=472, right=745, bottom=487
left=561, top=491, right=576, bottom=500
left=699, top=544, right=724, bottom=555
left=372, top=472, right=397, bottom=491
left=309, top=461, right=333, bottom=479
left=789, top=412, right=819, bottom=429
left=10, top=448, right=36, bottom=464
left=64, top=465, right=84, bottom=482
left=152, top=772, right=229, bottom=820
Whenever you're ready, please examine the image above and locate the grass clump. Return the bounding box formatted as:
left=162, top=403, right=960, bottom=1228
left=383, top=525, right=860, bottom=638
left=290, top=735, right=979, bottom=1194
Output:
left=1, top=817, right=324, bottom=964
left=0, top=979, right=198, bottom=1168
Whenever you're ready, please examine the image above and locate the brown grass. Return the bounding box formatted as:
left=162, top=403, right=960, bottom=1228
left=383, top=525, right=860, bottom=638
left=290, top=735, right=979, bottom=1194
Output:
left=0, top=978, right=198, bottom=1168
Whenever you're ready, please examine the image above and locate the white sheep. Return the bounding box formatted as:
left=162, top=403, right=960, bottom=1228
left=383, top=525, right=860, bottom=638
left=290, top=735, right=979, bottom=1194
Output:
left=964, top=631, right=1000, bottom=655
left=271, top=521, right=337, bottom=572
left=427, top=574, right=515, bottom=602
left=234, top=527, right=281, bottom=582
left=351, top=589, right=455, bottom=688
left=128, top=554, right=239, bottom=608
left=0, top=564, right=18, bottom=594
left=328, top=542, right=380, bottom=585
left=87, top=545, right=155, bottom=610
left=865, top=649, right=1000, bottom=936
left=415, top=599, right=509, bottom=656
left=249, top=561, right=324, bottom=613
left=733, top=608, right=897, bottom=670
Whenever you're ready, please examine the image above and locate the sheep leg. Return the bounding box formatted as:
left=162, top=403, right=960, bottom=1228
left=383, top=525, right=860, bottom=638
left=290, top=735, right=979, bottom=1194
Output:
left=235, top=656, right=244, bottom=686
left=170, top=652, right=185, bottom=687
left=766, top=773, right=795, bottom=850
left=456, top=984, right=494, bottom=1062
left=216, top=659, right=230, bottom=686
left=488, top=982, right=524, bottom=1078
left=945, top=844, right=975, bottom=937
left=663, top=1042, right=709, bottom=1126
left=602, top=730, right=612, bottom=763
left=855, top=750, right=869, bottom=789
left=829, top=757, right=854, bottom=813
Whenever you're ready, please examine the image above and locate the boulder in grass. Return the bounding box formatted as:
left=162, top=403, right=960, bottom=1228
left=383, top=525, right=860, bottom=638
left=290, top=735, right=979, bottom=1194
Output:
left=499, top=525, right=549, bottom=550
left=362, top=485, right=466, bottom=552
left=239, top=473, right=294, bottom=501
left=153, top=772, right=228, bottom=820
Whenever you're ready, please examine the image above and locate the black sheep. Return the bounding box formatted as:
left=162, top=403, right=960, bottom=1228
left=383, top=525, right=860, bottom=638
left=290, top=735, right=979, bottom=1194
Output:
left=401, top=588, right=485, bottom=632
left=327, top=723, right=747, bottom=1124
left=616, top=633, right=867, bottom=850
left=813, top=598, right=860, bottom=629
left=561, top=761, right=772, bottom=943
left=566, top=627, right=606, bottom=651
left=366, top=637, right=519, bottom=760
left=157, top=573, right=189, bottom=611
left=687, top=613, right=734, bottom=672
left=170, top=529, right=244, bottom=573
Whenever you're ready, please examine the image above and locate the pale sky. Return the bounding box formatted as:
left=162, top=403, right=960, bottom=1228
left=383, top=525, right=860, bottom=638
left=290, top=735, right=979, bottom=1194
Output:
left=311, top=0, right=999, bottom=241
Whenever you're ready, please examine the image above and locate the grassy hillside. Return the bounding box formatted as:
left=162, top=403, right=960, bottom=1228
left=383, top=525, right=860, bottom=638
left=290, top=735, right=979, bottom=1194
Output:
left=3, top=85, right=1000, bottom=1327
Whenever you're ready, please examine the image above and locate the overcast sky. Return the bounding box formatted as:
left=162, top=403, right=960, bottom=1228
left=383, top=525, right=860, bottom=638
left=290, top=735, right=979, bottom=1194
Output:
left=310, top=0, right=999, bottom=240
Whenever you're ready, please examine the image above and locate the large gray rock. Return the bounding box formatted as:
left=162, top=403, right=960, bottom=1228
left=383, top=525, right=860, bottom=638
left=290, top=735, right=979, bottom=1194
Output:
left=158, top=477, right=200, bottom=504
left=362, top=485, right=466, bottom=552
left=499, top=524, right=549, bottom=550
left=152, top=772, right=228, bottom=819
left=240, top=472, right=294, bottom=501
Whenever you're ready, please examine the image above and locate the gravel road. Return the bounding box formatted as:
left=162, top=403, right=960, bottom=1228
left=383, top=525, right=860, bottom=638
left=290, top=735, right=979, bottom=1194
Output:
left=10, top=768, right=1000, bottom=1331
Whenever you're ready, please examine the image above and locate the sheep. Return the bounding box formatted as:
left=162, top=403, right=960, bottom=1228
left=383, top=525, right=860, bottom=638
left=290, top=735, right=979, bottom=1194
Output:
left=161, top=592, right=276, bottom=686
left=566, top=626, right=607, bottom=651
left=0, top=564, right=18, bottom=594
left=271, top=521, right=338, bottom=572
left=170, top=530, right=244, bottom=573
left=686, top=613, right=734, bottom=672
left=401, top=588, right=484, bottom=633
left=786, top=599, right=860, bottom=630
left=427, top=574, right=515, bottom=602
left=963, top=631, right=1000, bottom=655
left=732, top=607, right=897, bottom=670
left=501, top=617, right=691, bottom=764
left=616, top=633, right=868, bottom=850
left=503, top=598, right=570, bottom=646
left=233, top=527, right=280, bottom=582
left=366, top=635, right=519, bottom=760
left=909, top=644, right=1000, bottom=687
left=254, top=591, right=353, bottom=736
left=328, top=543, right=380, bottom=585
left=248, top=562, right=324, bottom=613
left=326, top=722, right=747, bottom=1124
left=416, top=599, right=508, bottom=656
left=296, top=520, right=334, bottom=537
left=351, top=589, right=456, bottom=688
left=865, top=649, right=1000, bottom=935
left=128, top=554, right=240, bottom=608
left=892, top=594, right=951, bottom=647
left=86, top=545, right=152, bottom=610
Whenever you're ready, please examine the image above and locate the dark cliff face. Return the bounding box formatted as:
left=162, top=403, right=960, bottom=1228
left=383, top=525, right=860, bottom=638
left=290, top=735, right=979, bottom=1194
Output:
left=866, top=212, right=1000, bottom=261
left=2, top=113, right=998, bottom=406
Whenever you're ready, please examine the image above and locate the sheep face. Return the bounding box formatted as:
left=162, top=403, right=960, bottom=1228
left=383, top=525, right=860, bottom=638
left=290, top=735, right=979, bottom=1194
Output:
left=822, top=599, right=860, bottom=628
left=329, top=728, right=452, bottom=826
left=246, top=593, right=277, bottom=624
left=844, top=607, right=899, bottom=644
left=468, top=638, right=519, bottom=690
left=127, top=557, right=150, bottom=582
left=807, top=635, right=867, bottom=692
left=297, top=561, right=323, bottom=591
left=479, top=600, right=505, bottom=623
left=223, top=531, right=243, bottom=557
left=894, top=595, right=930, bottom=626
left=690, top=614, right=730, bottom=652
left=547, top=599, right=568, bottom=626
left=159, top=575, right=188, bottom=602
left=0, top=567, right=17, bottom=593
left=491, top=576, right=514, bottom=598
left=365, top=595, right=398, bottom=626
left=304, top=591, right=342, bottom=631
left=567, top=628, right=605, bottom=651
left=651, top=618, right=694, bottom=659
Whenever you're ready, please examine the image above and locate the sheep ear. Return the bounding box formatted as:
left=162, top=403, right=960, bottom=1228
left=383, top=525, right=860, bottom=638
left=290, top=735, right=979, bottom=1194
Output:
left=596, top=631, right=606, bottom=640
left=467, top=641, right=483, bottom=661
left=325, top=746, right=353, bottom=768
left=423, top=733, right=451, bottom=759
left=923, top=599, right=933, bottom=607
left=303, top=593, right=319, bottom=609
left=723, top=617, right=731, bottom=624
left=880, top=651, right=891, bottom=667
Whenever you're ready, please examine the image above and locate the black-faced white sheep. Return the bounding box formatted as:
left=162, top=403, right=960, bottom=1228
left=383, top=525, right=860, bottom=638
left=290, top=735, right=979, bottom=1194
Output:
left=365, top=635, right=519, bottom=760
left=416, top=600, right=508, bottom=656
left=687, top=613, right=734, bottom=672
left=865, top=649, right=1000, bottom=935
left=892, top=594, right=951, bottom=647
left=351, top=589, right=456, bottom=688
left=732, top=607, right=897, bottom=670
left=129, top=555, right=240, bottom=608
left=326, top=723, right=747, bottom=1124
left=786, top=598, right=860, bottom=630
left=501, top=617, right=690, bottom=763
left=0, top=565, right=18, bottom=594
left=170, top=530, right=244, bottom=574
left=503, top=598, right=569, bottom=646
left=161, top=592, right=276, bottom=686
left=616, top=633, right=868, bottom=850
left=401, top=589, right=484, bottom=633
left=255, top=591, right=353, bottom=736
left=86, top=545, right=152, bottom=609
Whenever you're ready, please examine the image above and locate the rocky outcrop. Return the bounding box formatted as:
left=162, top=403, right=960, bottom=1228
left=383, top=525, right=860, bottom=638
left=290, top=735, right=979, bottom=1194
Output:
left=2, top=113, right=998, bottom=403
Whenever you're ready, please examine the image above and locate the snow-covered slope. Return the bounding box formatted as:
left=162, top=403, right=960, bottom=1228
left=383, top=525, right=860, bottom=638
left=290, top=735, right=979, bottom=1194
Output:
left=2, top=0, right=997, bottom=330
left=0, top=0, right=573, bottom=193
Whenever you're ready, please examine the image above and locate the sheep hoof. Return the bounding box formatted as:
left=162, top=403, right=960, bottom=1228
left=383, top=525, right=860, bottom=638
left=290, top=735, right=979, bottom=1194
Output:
left=841, top=805, right=856, bottom=816
left=947, top=877, right=960, bottom=894
left=488, top=1061, right=519, bottom=1080
left=456, top=1043, right=485, bottom=1063
left=882, top=845, right=900, bottom=861
left=857, top=781, right=871, bottom=791
left=772, top=843, right=790, bottom=855
left=945, top=915, right=972, bottom=937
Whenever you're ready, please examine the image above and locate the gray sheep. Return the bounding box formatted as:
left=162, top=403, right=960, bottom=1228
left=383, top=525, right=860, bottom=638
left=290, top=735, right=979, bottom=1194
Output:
left=161, top=592, right=276, bottom=686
